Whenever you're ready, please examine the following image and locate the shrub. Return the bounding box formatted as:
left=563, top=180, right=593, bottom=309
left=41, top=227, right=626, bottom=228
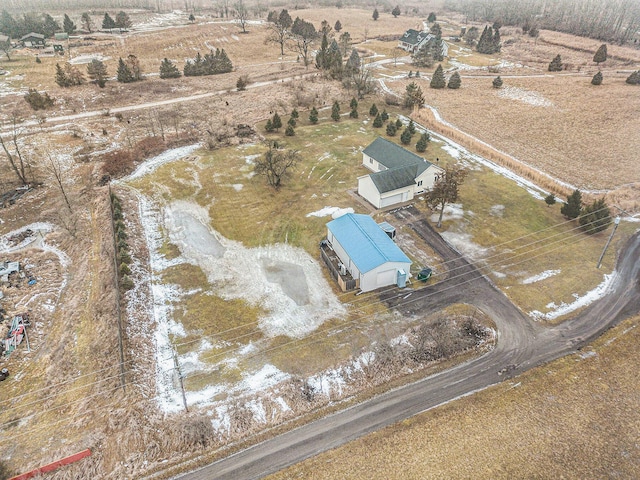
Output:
left=625, top=70, right=640, bottom=85
left=119, top=262, right=131, bottom=275
left=591, top=71, right=603, bottom=85
left=285, top=124, right=295, bottom=136
left=24, top=89, right=55, bottom=111
left=492, top=76, right=503, bottom=88
left=102, top=150, right=135, bottom=177
left=236, top=75, right=249, bottom=91
left=120, top=275, right=134, bottom=290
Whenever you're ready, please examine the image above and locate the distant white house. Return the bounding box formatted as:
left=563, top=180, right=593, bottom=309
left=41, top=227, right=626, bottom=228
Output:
left=357, top=137, right=444, bottom=209
left=325, top=213, right=411, bottom=292
left=398, top=28, right=448, bottom=57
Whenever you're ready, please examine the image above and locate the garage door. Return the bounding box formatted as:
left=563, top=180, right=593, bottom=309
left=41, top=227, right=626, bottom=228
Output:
left=376, top=269, right=396, bottom=287
left=380, top=193, right=403, bottom=207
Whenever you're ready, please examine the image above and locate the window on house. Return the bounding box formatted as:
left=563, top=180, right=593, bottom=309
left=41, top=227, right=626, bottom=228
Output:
left=417, top=180, right=423, bottom=186
left=369, top=158, right=373, bottom=163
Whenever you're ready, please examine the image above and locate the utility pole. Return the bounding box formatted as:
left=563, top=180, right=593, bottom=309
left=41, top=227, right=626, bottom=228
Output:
left=597, top=216, right=620, bottom=269
left=173, top=345, right=189, bottom=412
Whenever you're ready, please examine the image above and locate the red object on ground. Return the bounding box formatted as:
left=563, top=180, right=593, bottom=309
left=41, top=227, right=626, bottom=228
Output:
left=10, top=449, right=92, bottom=480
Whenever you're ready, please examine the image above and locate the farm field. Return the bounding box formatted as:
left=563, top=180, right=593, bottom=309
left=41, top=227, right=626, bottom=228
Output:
left=268, top=313, right=640, bottom=480
left=0, top=2, right=638, bottom=479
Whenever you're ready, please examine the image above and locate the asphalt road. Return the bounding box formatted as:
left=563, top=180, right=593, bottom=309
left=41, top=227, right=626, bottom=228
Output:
left=175, top=206, right=640, bottom=480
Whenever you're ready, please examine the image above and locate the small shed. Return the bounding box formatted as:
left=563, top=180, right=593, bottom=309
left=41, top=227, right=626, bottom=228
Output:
left=20, top=33, right=46, bottom=48
left=326, top=213, right=411, bottom=292
left=377, top=221, right=397, bottom=240
left=0, top=34, right=9, bottom=44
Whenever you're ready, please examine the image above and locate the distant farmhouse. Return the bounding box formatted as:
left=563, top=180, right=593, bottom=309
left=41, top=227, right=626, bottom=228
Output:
left=20, top=33, right=46, bottom=48
left=357, top=137, right=444, bottom=209
left=324, top=213, right=411, bottom=292
left=398, top=28, right=448, bottom=57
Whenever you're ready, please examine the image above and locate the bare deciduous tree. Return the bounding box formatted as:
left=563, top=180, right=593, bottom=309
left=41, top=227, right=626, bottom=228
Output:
left=234, top=0, right=249, bottom=33
left=0, top=118, right=30, bottom=185
left=254, top=141, right=300, bottom=189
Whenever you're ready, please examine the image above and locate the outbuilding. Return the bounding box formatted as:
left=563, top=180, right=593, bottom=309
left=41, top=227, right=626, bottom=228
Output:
left=325, top=213, right=411, bottom=292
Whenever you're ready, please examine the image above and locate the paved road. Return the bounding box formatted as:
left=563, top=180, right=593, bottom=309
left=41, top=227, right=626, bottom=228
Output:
left=175, top=206, right=640, bottom=480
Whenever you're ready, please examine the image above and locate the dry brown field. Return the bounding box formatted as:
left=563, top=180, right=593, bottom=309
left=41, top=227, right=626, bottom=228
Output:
left=269, top=314, right=640, bottom=480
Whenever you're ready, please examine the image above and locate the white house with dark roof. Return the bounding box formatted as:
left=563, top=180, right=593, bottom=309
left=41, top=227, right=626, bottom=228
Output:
left=398, top=28, right=449, bottom=57
left=326, top=213, right=411, bottom=292
left=357, top=137, right=443, bottom=209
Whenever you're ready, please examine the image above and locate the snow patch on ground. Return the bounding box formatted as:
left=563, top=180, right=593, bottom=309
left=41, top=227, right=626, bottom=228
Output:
left=497, top=86, right=553, bottom=107
left=306, top=206, right=354, bottom=218
left=522, top=269, right=561, bottom=284
left=440, top=231, right=488, bottom=261
left=430, top=203, right=464, bottom=223
left=125, top=144, right=201, bottom=181
left=529, top=272, right=616, bottom=321
left=69, top=54, right=111, bottom=65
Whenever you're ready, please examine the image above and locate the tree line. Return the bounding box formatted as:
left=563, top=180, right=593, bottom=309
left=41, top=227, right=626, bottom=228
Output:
left=0, top=10, right=131, bottom=38
left=445, top=0, right=640, bottom=45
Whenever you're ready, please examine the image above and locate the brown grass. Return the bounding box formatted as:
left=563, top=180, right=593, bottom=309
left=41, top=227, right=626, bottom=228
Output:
left=268, top=315, right=640, bottom=480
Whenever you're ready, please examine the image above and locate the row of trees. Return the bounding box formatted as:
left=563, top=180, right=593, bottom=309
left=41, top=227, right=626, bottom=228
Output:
left=55, top=55, right=143, bottom=87
left=448, top=0, right=640, bottom=45
left=0, top=10, right=131, bottom=38
left=560, top=189, right=611, bottom=234
left=429, top=65, right=462, bottom=89
left=183, top=49, right=233, bottom=76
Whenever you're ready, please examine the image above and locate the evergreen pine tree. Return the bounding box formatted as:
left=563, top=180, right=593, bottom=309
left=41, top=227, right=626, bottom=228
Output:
left=415, top=71, right=420, bottom=77
left=400, top=128, right=412, bottom=145
left=386, top=122, right=397, bottom=136
left=392, top=5, right=401, bottom=17
left=189, top=13, right=196, bottom=23
left=493, top=76, right=503, bottom=88
left=309, top=107, right=319, bottom=124
left=395, top=118, right=403, bottom=129
left=416, top=132, right=430, bottom=152
left=373, top=113, right=383, bottom=127
left=63, top=14, right=77, bottom=34
left=430, top=64, right=446, bottom=89
left=87, top=59, right=108, bottom=87
left=159, top=58, right=181, bottom=79
left=350, top=97, right=358, bottom=110
left=447, top=71, right=462, bottom=89
left=117, top=58, right=134, bottom=83
left=408, top=119, right=416, bottom=135
left=350, top=108, right=358, bottom=118
left=55, top=63, right=70, bottom=87
left=625, top=70, right=640, bottom=85
left=265, top=119, right=274, bottom=132
left=548, top=54, right=563, bottom=72
left=102, top=13, right=116, bottom=31
left=381, top=109, right=389, bottom=121
left=288, top=116, right=296, bottom=127
left=591, top=71, right=603, bottom=85
left=331, top=101, right=340, bottom=121
left=544, top=193, right=556, bottom=206
left=427, top=12, right=436, bottom=22
left=272, top=112, right=282, bottom=130
left=579, top=198, right=611, bottom=234
left=369, top=103, right=378, bottom=116
left=285, top=124, right=295, bottom=136
left=593, top=44, right=607, bottom=64
left=372, top=8, right=379, bottom=21
left=492, top=28, right=501, bottom=52
left=291, top=108, right=299, bottom=119
left=334, top=20, right=342, bottom=32
left=560, top=189, right=582, bottom=219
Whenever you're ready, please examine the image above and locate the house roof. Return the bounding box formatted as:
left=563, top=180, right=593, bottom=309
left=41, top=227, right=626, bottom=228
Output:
left=363, top=137, right=430, bottom=170
left=327, top=213, right=411, bottom=273
left=21, top=33, right=45, bottom=40
left=400, top=29, right=430, bottom=46
left=369, top=163, right=419, bottom=193
left=0, top=34, right=9, bottom=43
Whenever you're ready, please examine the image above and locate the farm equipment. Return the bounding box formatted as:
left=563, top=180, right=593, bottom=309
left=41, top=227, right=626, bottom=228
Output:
left=417, top=268, right=432, bottom=282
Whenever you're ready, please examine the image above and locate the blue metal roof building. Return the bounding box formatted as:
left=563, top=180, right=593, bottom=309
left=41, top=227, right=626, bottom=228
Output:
left=326, top=213, right=411, bottom=292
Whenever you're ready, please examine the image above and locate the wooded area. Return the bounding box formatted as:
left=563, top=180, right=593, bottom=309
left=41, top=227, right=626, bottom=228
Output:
left=446, top=0, right=640, bottom=44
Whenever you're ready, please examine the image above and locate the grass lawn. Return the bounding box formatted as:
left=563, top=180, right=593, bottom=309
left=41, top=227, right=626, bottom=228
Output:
left=126, top=111, right=627, bottom=388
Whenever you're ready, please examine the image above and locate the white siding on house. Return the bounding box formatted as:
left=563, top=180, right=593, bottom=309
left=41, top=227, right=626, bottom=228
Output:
left=415, top=166, right=441, bottom=193
left=357, top=175, right=382, bottom=208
